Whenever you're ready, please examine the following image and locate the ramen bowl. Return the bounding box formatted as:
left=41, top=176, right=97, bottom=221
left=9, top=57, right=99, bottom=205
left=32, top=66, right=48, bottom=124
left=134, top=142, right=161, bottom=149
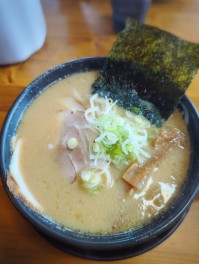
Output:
left=0, top=57, right=199, bottom=260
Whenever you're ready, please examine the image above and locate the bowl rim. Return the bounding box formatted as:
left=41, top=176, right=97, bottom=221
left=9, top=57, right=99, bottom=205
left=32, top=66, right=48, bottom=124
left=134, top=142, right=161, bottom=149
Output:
left=0, top=56, right=199, bottom=250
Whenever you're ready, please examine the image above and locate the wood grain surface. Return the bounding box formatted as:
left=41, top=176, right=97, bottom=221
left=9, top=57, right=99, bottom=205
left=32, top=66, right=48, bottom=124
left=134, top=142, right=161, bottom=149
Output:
left=0, top=0, right=199, bottom=263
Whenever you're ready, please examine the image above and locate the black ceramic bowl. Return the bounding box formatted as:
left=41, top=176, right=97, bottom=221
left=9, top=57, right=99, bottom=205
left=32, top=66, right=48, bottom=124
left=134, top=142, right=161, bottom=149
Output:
left=0, top=57, right=199, bottom=260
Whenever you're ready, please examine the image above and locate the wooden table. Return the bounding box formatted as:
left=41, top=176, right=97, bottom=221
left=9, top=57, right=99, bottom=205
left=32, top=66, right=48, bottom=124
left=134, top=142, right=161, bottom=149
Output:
left=0, top=0, right=199, bottom=263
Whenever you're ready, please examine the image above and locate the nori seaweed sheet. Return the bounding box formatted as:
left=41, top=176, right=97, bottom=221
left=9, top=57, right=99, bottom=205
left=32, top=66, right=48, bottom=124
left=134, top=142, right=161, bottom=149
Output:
left=92, top=19, right=199, bottom=126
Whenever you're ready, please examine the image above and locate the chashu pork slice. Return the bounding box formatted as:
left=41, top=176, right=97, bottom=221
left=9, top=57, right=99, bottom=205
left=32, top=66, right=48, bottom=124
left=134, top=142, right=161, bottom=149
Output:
left=58, top=110, right=98, bottom=183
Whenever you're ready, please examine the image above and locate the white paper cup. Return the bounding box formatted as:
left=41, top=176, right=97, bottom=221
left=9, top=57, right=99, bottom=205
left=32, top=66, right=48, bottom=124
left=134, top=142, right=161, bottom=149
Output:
left=0, top=0, right=46, bottom=65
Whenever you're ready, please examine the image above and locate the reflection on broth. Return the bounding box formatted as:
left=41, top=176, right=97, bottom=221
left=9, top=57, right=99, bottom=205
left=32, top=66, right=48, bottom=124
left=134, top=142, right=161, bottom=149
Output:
left=7, top=71, right=190, bottom=234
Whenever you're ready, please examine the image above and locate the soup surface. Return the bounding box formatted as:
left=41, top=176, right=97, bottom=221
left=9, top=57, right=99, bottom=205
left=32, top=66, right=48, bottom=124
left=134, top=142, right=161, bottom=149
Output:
left=8, top=71, right=190, bottom=234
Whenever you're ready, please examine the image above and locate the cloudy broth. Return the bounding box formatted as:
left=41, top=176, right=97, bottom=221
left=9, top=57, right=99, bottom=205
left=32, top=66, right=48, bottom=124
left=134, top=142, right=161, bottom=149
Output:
left=8, top=71, right=190, bottom=234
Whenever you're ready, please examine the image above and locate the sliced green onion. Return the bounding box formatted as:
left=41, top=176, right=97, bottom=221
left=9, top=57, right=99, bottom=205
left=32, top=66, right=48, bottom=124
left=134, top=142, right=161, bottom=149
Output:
left=67, top=137, right=78, bottom=149
left=84, top=94, right=154, bottom=165
left=93, top=143, right=100, bottom=153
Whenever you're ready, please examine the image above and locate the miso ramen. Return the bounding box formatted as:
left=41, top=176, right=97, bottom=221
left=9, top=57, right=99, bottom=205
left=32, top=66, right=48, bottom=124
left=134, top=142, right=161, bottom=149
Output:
left=7, top=71, right=190, bottom=234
